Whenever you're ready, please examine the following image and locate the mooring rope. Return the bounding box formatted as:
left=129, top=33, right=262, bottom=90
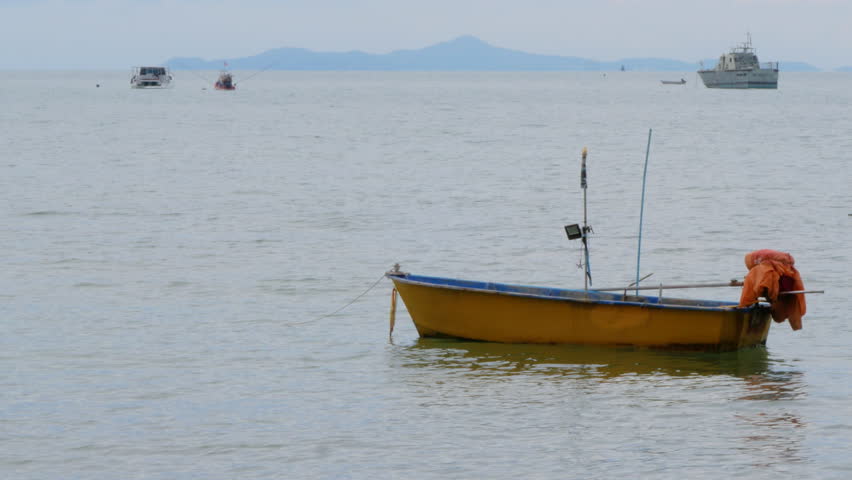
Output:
left=389, top=287, right=398, bottom=339
left=185, top=69, right=214, bottom=85
left=236, top=61, right=281, bottom=85
left=169, top=61, right=214, bottom=85
left=286, top=274, right=387, bottom=326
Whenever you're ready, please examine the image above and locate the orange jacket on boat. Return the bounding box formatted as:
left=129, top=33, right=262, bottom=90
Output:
left=738, top=249, right=806, bottom=330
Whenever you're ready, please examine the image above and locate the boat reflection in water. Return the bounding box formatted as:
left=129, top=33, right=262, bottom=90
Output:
left=397, top=338, right=783, bottom=380
left=394, top=339, right=806, bottom=464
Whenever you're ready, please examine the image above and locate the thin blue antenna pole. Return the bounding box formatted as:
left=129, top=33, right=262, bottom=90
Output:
left=636, top=129, right=652, bottom=295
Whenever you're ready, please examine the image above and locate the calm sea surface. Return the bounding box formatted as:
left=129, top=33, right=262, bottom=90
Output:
left=1, top=71, right=850, bottom=479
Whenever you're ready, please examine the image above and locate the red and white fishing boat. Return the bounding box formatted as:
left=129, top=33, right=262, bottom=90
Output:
left=214, top=62, right=236, bottom=90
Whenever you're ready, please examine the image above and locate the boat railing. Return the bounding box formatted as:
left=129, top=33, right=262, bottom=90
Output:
left=593, top=280, right=821, bottom=307
left=761, top=61, right=779, bottom=70
left=592, top=280, right=743, bottom=305
left=595, top=280, right=744, bottom=294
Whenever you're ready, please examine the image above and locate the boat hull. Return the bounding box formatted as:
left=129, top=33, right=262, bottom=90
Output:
left=698, top=69, right=778, bottom=89
left=389, top=274, right=771, bottom=351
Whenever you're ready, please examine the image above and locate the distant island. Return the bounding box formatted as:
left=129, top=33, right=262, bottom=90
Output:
left=166, top=35, right=830, bottom=72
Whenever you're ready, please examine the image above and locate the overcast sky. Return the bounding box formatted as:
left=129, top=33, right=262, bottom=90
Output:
left=1, top=0, right=850, bottom=70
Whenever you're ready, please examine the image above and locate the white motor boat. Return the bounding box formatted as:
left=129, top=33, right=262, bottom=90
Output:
left=130, top=66, right=173, bottom=89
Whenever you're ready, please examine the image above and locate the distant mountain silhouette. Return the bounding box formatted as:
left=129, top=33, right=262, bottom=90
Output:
left=165, top=36, right=821, bottom=72
left=777, top=61, right=821, bottom=72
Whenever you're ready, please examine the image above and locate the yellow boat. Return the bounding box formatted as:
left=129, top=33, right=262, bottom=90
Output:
left=385, top=145, right=790, bottom=352
left=387, top=271, right=772, bottom=352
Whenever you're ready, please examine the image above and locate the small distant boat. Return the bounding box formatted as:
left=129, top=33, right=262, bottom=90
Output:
left=661, top=78, right=686, bottom=85
left=698, top=33, right=778, bottom=89
left=130, top=66, right=172, bottom=89
left=214, top=62, right=236, bottom=90
left=215, top=72, right=235, bottom=90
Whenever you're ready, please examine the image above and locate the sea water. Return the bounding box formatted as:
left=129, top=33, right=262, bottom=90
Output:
left=1, top=71, right=850, bottom=479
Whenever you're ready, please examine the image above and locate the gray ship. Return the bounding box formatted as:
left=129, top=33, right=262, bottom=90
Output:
left=698, top=34, right=778, bottom=89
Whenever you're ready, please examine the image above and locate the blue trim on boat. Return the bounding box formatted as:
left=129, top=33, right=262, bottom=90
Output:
left=708, top=84, right=778, bottom=89
left=388, top=273, right=755, bottom=313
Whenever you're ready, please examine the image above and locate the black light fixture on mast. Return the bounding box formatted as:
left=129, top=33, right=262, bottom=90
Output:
left=564, top=224, right=583, bottom=240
